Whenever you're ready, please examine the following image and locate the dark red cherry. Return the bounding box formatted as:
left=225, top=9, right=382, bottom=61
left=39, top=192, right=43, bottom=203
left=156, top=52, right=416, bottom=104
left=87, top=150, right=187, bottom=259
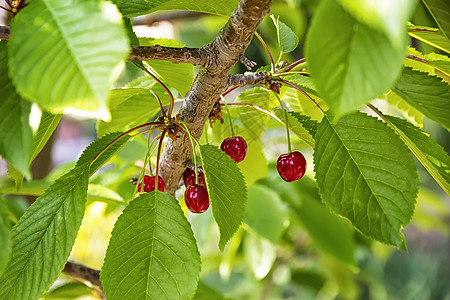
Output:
left=184, top=184, right=210, bottom=214
left=138, top=175, right=165, bottom=192
left=276, top=151, right=306, bottom=182
left=220, top=136, right=247, bottom=163
left=183, top=168, right=206, bottom=187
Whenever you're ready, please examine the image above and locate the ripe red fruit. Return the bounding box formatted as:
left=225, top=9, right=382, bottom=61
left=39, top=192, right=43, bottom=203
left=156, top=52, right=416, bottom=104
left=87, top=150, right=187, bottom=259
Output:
left=184, top=184, right=210, bottom=213
left=220, top=136, right=247, bottom=163
left=183, top=168, right=206, bottom=187
left=138, top=175, right=165, bottom=192
left=276, top=151, right=306, bottom=182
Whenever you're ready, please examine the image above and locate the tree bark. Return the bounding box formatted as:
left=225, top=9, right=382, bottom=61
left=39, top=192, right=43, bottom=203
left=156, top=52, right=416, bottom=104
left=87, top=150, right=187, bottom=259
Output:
left=159, top=0, right=273, bottom=193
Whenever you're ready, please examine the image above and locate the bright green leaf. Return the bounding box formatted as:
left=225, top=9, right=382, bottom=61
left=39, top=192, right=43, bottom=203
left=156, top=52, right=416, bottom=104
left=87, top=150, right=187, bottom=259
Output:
left=31, top=111, right=62, bottom=163
left=97, top=89, right=166, bottom=137
left=274, top=109, right=316, bottom=147
left=192, top=281, right=228, bottom=300
left=113, top=0, right=238, bottom=17
left=405, top=46, right=450, bottom=77
left=282, top=74, right=318, bottom=96
left=338, top=0, right=417, bottom=47
left=408, top=24, right=450, bottom=54
left=392, top=67, right=450, bottom=130
left=306, top=0, right=407, bottom=117
left=42, top=281, right=94, bottom=300
left=385, top=115, right=450, bottom=195
left=199, top=144, right=247, bottom=250
left=76, top=132, right=132, bottom=176
left=101, top=192, right=201, bottom=300
left=289, top=112, right=319, bottom=138
left=422, top=0, right=450, bottom=43
left=245, top=184, right=288, bottom=243
left=271, top=15, right=299, bottom=53
left=0, top=41, right=32, bottom=179
left=8, top=0, right=129, bottom=116
left=231, top=87, right=276, bottom=143
left=0, top=195, right=11, bottom=276
left=0, top=166, right=89, bottom=300
left=384, top=90, right=424, bottom=127
left=314, top=112, right=418, bottom=249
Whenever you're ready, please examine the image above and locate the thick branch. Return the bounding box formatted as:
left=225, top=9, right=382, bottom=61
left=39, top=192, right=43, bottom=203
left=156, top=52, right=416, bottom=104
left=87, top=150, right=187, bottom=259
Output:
left=159, top=0, right=273, bottom=193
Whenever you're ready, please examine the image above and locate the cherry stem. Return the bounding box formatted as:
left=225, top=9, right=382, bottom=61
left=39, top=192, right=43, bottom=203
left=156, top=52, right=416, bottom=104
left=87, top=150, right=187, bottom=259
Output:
left=0, top=4, right=12, bottom=12
left=180, top=121, right=199, bottom=184
left=222, top=85, right=239, bottom=97
left=90, top=121, right=162, bottom=167
left=145, top=133, right=162, bottom=177
left=225, top=102, right=283, bottom=122
left=255, top=32, right=275, bottom=73
left=155, top=127, right=168, bottom=191
left=149, top=89, right=166, bottom=118
left=133, top=62, right=175, bottom=118
left=277, top=58, right=306, bottom=73
left=273, top=71, right=309, bottom=77
left=273, top=91, right=292, bottom=153
left=220, top=95, right=235, bottom=137
left=279, top=79, right=324, bottom=113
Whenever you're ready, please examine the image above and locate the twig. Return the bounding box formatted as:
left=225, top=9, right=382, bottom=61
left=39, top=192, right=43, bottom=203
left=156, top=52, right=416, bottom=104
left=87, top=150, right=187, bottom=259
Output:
left=226, top=71, right=269, bottom=87
left=238, top=54, right=257, bottom=70
left=0, top=26, right=10, bottom=40
left=130, top=45, right=212, bottom=67
left=63, top=261, right=103, bottom=298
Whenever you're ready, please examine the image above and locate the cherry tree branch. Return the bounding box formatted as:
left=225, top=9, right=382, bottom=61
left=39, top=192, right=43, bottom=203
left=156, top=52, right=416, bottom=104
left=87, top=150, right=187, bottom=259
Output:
left=0, top=26, right=9, bottom=40
left=227, top=71, right=269, bottom=87
left=129, top=45, right=211, bottom=66
left=159, top=0, right=273, bottom=193
left=63, top=261, right=104, bottom=298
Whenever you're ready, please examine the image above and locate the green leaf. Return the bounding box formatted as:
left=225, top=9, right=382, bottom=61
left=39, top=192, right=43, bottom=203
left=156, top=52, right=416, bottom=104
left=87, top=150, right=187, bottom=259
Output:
left=273, top=109, right=316, bottom=147
left=192, top=281, right=227, bottom=300
left=313, top=112, right=418, bottom=249
left=244, top=184, right=288, bottom=243
left=392, top=67, right=450, bottom=130
left=42, top=281, right=94, bottom=300
left=199, top=144, right=247, bottom=250
left=262, top=171, right=355, bottom=265
left=405, top=46, right=450, bottom=77
left=298, top=196, right=355, bottom=265
left=337, top=0, right=417, bottom=47
left=31, top=111, right=62, bottom=162
left=271, top=15, right=299, bottom=53
left=408, top=24, right=450, bottom=54
left=97, top=88, right=166, bottom=137
left=8, top=0, right=129, bottom=117
left=101, top=191, right=201, bottom=300
left=140, top=38, right=194, bottom=96
left=243, top=230, right=277, bottom=279
left=76, top=132, right=132, bottom=176
left=385, top=116, right=450, bottom=195
left=113, top=0, right=238, bottom=17
left=305, top=0, right=407, bottom=117
left=0, top=195, right=11, bottom=275
left=384, top=90, right=424, bottom=127
left=422, top=0, right=450, bottom=43
left=289, top=112, right=319, bottom=138
left=238, top=142, right=268, bottom=187
left=0, top=166, right=89, bottom=300
left=282, top=74, right=318, bottom=96
left=231, top=87, right=276, bottom=143
left=0, top=41, right=32, bottom=179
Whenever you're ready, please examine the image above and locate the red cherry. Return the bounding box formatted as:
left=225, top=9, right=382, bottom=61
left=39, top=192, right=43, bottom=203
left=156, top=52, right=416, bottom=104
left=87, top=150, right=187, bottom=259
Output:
left=183, top=168, right=205, bottom=187
left=276, top=151, right=306, bottom=182
left=220, top=136, right=247, bottom=163
left=138, top=175, right=166, bottom=192
left=184, top=184, right=210, bottom=214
